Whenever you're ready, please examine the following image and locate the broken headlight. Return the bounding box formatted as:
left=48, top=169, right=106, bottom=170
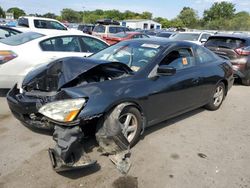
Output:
left=38, top=98, right=86, bottom=122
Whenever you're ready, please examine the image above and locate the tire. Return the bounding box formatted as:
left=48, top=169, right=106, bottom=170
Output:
left=205, top=82, right=225, bottom=111
left=100, top=105, right=142, bottom=148
left=242, top=79, right=250, bottom=86
left=118, top=106, right=142, bottom=147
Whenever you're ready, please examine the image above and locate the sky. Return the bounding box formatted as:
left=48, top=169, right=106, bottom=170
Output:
left=0, top=0, right=250, bottom=19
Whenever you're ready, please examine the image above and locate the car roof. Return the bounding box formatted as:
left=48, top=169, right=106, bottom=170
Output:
left=210, top=34, right=250, bottom=40
left=122, top=37, right=198, bottom=47
left=19, top=16, right=60, bottom=22
left=11, top=31, right=108, bottom=45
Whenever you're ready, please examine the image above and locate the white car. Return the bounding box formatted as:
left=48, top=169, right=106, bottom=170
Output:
left=170, top=32, right=212, bottom=45
left=0, top=32, right=109, bottom=89
left=16, top=16, right=82, bottom=35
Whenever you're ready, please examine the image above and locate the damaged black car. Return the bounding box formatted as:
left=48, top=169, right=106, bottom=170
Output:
left=7, top=39, right=234, bottom=173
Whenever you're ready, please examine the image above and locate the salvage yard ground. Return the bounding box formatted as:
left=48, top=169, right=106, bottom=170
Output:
left=0, top=85, right=250, bottom=188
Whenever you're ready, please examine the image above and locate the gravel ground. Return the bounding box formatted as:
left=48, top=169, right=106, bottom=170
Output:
left=0, top=85, right=249, bottom=188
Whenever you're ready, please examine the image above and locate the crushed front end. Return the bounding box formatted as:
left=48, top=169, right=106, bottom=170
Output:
left=7, top=57, right=133, bottom=173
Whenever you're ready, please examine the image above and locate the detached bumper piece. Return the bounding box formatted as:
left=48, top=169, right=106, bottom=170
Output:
left=49, top=126, right=96, bottom=172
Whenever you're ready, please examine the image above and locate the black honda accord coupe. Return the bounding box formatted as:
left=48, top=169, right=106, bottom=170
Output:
left=7, top=38, right=234, bottom=173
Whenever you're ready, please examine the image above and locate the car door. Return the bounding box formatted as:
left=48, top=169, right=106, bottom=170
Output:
left=147, top=46, right=204, bottom=125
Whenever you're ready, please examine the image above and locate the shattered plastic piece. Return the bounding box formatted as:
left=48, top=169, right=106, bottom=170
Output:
left=109, top=151, right=132, bottom=174
left=49, top=125, right=96, bottom=172
left=48, top=148, right=96, bottom=172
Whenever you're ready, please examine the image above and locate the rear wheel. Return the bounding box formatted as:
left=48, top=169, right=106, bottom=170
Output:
left=205, top=82, right=225, bottom=111
left=242, top=78, right=250, bottom=86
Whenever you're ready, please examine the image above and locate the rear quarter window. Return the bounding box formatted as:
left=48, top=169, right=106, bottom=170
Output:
left=196, top=46, right=217, bottom=64
left=93, top=25, right=105, bottom=33
left=205, top=37, right=246, bottom=49
left=18, top=18, right=29, bottom=27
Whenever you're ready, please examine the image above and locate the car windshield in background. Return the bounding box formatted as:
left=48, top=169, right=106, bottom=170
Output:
left=157, top=33, right=172, bottom=38
left=0, top=32, right=44, bottom=46
left=91, top=42, right=162, bottom=72
left=93, top=25, right=105, bottom=33
left=171, top=33, right=200, bottom=41
left=113, top=32, right=130, bottom=38
left=109, top=27, right=127, bottom=34
left=205, top=37, right=246, bottom=49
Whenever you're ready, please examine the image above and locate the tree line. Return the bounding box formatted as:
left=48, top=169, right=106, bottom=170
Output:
left=1, top=1, right=250, bottom=31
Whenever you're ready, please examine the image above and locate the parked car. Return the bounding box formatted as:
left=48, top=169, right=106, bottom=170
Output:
left=102, top=31, right=149, bottom=45
left=16, top=16, right=82, bottom=35
left=204, top=34, right=250, bottom=86
left=156, top=31, right=175, bottom=38
left=0, top=26, right=22, bottom=39
left=92, top=24, right=130, bottom=38
left=170, top=32, right=212, bottom=45
left=139, top=30, right=157, bottom=37
left=0, top=32, right=109, bottom=89
left=78, top=24, right=95, bottom=35
left=7, top=38, right=234, bottom=172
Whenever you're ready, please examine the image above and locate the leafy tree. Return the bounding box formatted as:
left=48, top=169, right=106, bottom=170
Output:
left=43, top=12, right=57, bottom=19
left=7, top=7, right=25, bottom=19
left=170, top=18, right=184, bottom=28
left=0, top=6, right=5, bottom=18
left=228, top=11, right=250, bottom=31
left=203, top=1, right=235, bottom=22
left=154, top=17, right=171, bottom=28
left=178, top=7, right=199, bottom=28
left=141, top=11, right=152, bottom=19
left=61, top=8, right=80, bottom=22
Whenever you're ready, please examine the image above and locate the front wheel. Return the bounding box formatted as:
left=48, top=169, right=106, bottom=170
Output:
left=205, top=82, right=225, bottom=111
left=118, top=106, right=142, bottom=147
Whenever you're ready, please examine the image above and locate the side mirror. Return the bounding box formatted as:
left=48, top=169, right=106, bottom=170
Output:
left=157, top=65, right=176, bottom=76
left=200, top=38, right=207, bottom=43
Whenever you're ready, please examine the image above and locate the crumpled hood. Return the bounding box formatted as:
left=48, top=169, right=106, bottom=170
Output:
left=22, top=56, right=132, bottom=92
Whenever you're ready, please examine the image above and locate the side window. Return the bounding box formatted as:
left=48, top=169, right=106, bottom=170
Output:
left=160, top=48, right=195, bottom=70
left=40, top=36, right=81, bottom=52
left=132, top=34, right=140, bottom=39
left=34, top=20, right=48, bottom=29
left=142, top=34, right=149, bottom=38
left=80, top=37, right=108, bottom=53
left=201, top=34, right=210, bottom=41
left=196, top=46, right=215, bottom=64
left=49, top=21, right=67, bottom=30
left=34, top=20, right=66, bottom=30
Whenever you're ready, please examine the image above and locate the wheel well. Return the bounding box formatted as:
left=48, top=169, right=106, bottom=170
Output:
left=221, top=79, right=228, bottom=95
left=106, top=101, right=146, bottom=135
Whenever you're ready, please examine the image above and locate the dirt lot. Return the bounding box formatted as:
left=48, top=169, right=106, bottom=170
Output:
left=0, top=85, right=250, bottom=188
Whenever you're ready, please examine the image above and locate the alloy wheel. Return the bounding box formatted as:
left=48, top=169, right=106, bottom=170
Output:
left=119, top=113, right=138, bottom=143
left=213, top=85, right=224, bottom=107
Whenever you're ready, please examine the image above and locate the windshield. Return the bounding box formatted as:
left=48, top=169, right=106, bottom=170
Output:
left=113, top=32, right=130, bottom=38
left=91, top=42, right=162, bottom=72
left=205, top=37, right=246, bottom=49
left=0, top=32, right=44, bottom=46
left=171, top=33, right=200, bottom=41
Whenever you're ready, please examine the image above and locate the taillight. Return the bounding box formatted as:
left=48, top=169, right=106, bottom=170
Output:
left=235, top=47, right=250, bottom=56
left=0, top=50, right=17, bottom=65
